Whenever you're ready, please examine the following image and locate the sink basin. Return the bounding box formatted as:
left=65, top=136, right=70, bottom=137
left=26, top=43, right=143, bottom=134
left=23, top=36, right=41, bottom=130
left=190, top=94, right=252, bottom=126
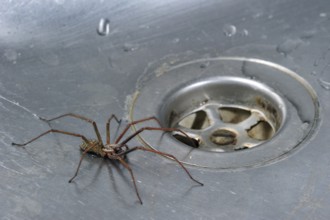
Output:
left=1, top=0, right=329, bottom=219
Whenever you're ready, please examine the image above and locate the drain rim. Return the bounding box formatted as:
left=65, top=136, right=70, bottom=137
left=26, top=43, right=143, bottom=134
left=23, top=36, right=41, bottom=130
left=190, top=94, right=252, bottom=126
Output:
left=128, top=57, right=320, bottom=170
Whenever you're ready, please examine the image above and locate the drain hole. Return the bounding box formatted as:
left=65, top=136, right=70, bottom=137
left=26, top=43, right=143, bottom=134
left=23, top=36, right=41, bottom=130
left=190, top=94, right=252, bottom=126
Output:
left=178, top=110, right=210, bottom=130
left=247, top=121, right=274, bottom=141
left=219, top=107, right=251, bottom=123
left=173, top=134, right=200, bottom=148
left=234, top=146, right=249, bottom=151
left=210, top=129, right=237, bottom=146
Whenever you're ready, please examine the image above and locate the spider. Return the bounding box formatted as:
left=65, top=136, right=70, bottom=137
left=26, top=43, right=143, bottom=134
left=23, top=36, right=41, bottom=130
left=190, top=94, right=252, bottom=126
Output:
left=12, top=113, right=203, bottom=204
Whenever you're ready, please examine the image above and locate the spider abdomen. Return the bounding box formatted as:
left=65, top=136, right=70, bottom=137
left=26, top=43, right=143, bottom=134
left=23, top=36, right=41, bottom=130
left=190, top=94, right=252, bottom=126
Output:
left=80, top=139, right=106, bottom=157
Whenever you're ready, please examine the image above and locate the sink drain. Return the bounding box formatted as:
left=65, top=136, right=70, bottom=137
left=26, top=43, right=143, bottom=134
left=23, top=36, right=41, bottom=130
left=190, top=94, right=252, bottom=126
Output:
left=163, top=77, right=285, bottom=152
left=129, top=57, right=319, bottom=169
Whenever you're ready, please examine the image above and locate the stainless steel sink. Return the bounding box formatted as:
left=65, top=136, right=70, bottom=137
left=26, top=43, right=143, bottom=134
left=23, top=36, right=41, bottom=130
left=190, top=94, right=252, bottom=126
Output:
left=1, top=0, right=329, bottom=219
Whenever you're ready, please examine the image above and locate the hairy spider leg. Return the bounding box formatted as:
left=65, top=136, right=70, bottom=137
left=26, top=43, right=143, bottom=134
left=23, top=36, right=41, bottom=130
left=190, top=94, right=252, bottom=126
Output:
left=115, top=116, right=161, bottom=144
left=115, top=126, right=203, bottom=185
left=119, top=126, right=195, bottom=148
left=40, top=113, right=104, bottom=146
left=68, top=141, right=100, bottom=183
left=12, top=129, right=91, bottom=147
left=115, top=117, right=197, bottom=148
left=11, top=129, right=101, bottom=183
left=119, top=146, right=204, bottom=186
left=117, top=157, right=143, bottom=204
left=106, top=114, right=121, bottom=144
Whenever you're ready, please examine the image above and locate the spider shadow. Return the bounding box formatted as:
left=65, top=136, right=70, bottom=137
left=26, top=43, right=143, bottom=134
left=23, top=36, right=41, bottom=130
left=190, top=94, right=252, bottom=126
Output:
left=70, top=155, right=105, bottom=192
left=181, top=183, right=204, bottom=198
left=70, top=154, right=140, bottom=206
left=105, top=158, right=141, bottom=206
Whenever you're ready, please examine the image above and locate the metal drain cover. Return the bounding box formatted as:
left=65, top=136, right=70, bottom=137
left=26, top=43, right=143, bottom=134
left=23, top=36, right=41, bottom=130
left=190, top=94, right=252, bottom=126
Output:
left=128, top=57, right=319, bottom=169
left=164, top=77, right=284, bottom=152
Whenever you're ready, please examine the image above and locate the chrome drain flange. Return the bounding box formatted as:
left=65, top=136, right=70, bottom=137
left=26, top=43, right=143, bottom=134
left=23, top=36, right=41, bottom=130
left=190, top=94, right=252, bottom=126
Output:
left=164, top=77, right=285, bottom=152
left=129, top=57, right=319, bottom=169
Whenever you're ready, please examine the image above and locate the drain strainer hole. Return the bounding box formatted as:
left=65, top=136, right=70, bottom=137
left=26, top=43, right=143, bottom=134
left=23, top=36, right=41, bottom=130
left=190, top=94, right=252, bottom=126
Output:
left=209, top=129, right=237, bottom=146
left=173, top=134, right=200, bottom=148
left=247, top=120, right=274, bottom=141
left=219, top=107, right=251, bottom=124
left=178, top=110, right=210, bottom=130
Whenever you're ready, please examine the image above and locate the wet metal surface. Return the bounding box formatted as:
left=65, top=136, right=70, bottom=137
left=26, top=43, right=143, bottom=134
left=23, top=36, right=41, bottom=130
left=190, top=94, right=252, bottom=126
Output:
left=1, top=0, right=330, bottom=219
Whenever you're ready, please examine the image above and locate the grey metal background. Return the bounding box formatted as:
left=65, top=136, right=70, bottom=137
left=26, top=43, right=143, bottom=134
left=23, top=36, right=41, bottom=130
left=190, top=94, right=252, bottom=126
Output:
left=0, top=0, right=329, bottom=219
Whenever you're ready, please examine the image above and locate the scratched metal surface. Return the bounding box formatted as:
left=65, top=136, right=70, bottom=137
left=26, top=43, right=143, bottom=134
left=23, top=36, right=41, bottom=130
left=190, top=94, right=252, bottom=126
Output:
left=1, top=0, right=330, bottom=219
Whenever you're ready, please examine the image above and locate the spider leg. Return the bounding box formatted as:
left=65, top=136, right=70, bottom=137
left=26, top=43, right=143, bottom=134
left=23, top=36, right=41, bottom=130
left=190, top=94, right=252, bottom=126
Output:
left=117, top=157, right=143, bottom=205
left=12, top=129, right=90, bottom=147
left=120, top=146, right=203, bottom=186
left=106, top=114, right=121, bottom=144
left=115, top=116, right=161, bottom=144
left=39, top=113, right=103, bottom=146
left=119, top=126, right=196, bottom=148
left=68, top=141, right=99, bottom=183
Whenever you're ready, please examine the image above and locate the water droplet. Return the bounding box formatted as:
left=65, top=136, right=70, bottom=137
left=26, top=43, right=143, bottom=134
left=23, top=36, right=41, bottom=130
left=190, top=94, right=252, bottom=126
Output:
left=199, top=99, right=209, bottom=106
left=200, top=62, right=210, bottom=69
left=229, top=190, right=237, bottom=195
left=318, top=65, right=330, bottom=90
left=301, top=122, right=310, bottom=130
left=301, top=30, right=316, bottom=40
left=4, top=49, right=18, bottom=62
left=223, top=24, right=237, bottom=37
left=139, top=24, right=150, bottom=29
left=54, top=0, right=65, bottom=4
left=253, top=12, right=263, bottom=19
left=122, top=43, right=138, bottom=52
left=319, top=13, right=327, bottom=17
left=240, top=29, right=249, bottom=36
left=318, top=79, right=330, bottom=90
left=97, top=18, right=110, bottom=36
left=172, top=38, right=180, bottom=43
left=261, top=35, right=268, bottom=40
left=276, top=39, right=303, bottom=56
left=40, top=52, right=59, bottom=66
